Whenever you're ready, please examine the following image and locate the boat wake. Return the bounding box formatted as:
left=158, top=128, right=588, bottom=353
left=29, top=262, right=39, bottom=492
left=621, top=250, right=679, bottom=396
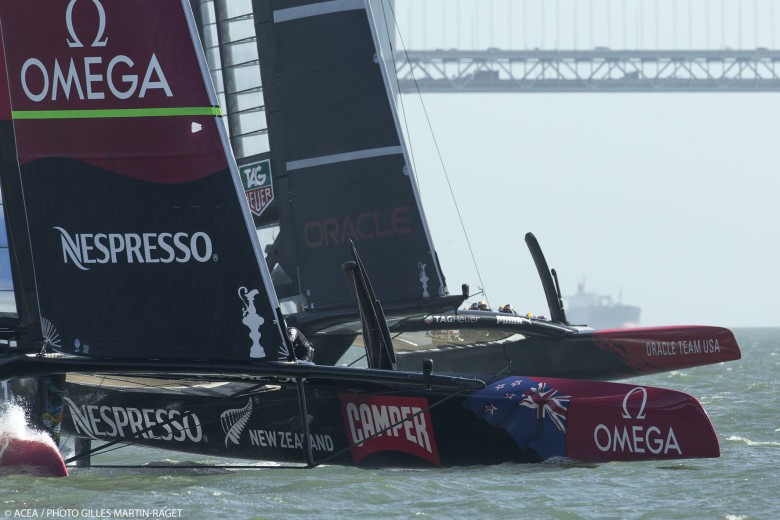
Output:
left=726, top=435, right=780, bottom=447
left=0, top=402, right=68, bottom=476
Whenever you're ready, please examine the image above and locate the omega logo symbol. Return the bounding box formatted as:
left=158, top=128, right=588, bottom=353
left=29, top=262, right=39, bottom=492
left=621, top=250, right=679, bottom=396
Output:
left=66, top=0, right=108, bottom=48
left=621, top=386, right=648, bottom=420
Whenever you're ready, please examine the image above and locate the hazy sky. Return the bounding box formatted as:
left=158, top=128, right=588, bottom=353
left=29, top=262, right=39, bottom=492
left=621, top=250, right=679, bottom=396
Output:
left=376, top=0, right=780, bottom=328
left=399, top=92, right=779, bottom=328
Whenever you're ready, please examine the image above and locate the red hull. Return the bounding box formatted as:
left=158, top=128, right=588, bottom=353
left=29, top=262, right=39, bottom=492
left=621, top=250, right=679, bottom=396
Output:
left=1, top=436, right=68, bottom=477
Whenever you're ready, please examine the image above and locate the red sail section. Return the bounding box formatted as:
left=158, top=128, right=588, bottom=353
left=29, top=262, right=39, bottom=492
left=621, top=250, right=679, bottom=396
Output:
left=0, top=0, right=225, bottom=184
left=0, top=1, right=291, bottom=363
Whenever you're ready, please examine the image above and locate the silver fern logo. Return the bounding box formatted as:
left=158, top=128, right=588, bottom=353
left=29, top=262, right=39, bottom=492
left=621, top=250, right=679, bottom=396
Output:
left=220, top=398, right=253, bottom=446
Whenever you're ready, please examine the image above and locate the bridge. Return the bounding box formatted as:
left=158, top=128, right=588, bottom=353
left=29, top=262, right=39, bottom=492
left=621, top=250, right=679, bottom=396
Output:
left=189, top=0, right=780, bottom=157
left=392, top=48, right=780, bottom=92
left=381, top=0, right=780, bottom=92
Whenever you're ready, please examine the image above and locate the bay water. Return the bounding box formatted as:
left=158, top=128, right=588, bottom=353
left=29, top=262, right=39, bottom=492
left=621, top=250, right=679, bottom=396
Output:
left=1, top=328, right=777, bottom=519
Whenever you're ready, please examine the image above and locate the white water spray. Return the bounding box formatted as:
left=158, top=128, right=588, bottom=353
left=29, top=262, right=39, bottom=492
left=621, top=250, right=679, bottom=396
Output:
left=0, top=401, right=59, bottom=458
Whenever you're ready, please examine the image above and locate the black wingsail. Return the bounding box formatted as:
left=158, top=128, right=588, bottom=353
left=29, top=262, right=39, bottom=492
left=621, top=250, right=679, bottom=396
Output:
left=0, top=0, right=291, bottom=363
left=253, top=0, right=462, bottom=328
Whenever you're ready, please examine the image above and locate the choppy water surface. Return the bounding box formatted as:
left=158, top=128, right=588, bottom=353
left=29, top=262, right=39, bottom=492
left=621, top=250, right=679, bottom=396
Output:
left=1, top=328, right=777, bottom=519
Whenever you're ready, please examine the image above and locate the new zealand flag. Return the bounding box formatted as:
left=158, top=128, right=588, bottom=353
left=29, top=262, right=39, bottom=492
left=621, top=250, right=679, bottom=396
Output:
left=463, top=376, right=571, bottom=460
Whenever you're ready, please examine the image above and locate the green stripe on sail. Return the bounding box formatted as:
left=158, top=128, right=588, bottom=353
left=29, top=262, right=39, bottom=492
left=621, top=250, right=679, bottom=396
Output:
left=11, top=106, right=222, bottom=120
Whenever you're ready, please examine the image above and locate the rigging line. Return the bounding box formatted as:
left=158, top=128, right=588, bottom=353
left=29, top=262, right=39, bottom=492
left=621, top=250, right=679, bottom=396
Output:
left=346, top=353, right=367, bottom=367
left=483, top=363, right=513, bottom=386
left=73, top=440, right=135, bottom=459
left=382, top=0, right=490, bottom=308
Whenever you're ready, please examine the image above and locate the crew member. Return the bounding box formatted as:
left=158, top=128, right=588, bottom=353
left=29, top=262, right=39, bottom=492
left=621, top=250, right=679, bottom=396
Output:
left=468, top=300, right=490, bottom=311
left=287, top=327, right=315, bottom=362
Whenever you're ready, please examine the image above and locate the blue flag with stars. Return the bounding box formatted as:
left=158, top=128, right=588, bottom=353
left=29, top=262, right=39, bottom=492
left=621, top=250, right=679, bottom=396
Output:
left=463, top=376, right=571, bottom=460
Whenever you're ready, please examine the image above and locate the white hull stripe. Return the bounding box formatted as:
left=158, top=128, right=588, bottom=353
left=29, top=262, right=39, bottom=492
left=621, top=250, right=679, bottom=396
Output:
left=274, top=0, right=365, bottom=24
left=286, top=145, right=403, bottom=171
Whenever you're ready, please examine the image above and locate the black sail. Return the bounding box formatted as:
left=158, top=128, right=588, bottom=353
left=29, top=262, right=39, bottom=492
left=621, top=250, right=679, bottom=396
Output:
left=0, top=0, right=292, bottom=362
left=254, top=0, right=459, bottom=326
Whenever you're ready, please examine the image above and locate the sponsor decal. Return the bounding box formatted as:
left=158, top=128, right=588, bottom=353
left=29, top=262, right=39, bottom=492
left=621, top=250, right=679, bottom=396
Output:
left=239, top=286, right=266, bottom=359
left=591, top=327, right=737, bottom=372
left=339, top=395, right=440, bottom=465
left=240, top=159, right=274, bottom=217
left=66, top=0, right=109, bottom=48
left=64, top=397, right=203, bottom=443
left=55, top=227, right=214, bottom=271
left=566, top=385, right=691, bottom=461
left=645, top=338, right=721, bottom=357
left=248, top=430, right=335, bottom=453
left=222, top=396, right=334, bottom=452
left=495, top=315, right=531, bottom=326
left=20, top=0, right=172, bottom=103
left=220, top=398, right=253, bottom=447
left=303, top=206, right=412, bottom=248
left=426, top=315, right=479, bottom=324
left=463, top=377, right=570, bottom=460
left=591, top=387, right=682, bottom=456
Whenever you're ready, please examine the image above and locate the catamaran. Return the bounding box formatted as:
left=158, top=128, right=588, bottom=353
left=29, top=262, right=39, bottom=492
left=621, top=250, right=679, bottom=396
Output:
left=0, top=0, right=722, bottom=475
left=247, top=0, right=741, bottom=378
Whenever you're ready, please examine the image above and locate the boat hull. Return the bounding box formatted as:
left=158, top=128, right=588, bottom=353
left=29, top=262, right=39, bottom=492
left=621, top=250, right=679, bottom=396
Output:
left=0, top=436, right=68, bottom=477
left=60, top=374, right=719, bottom=467
left=394, top=322, right=741, bottom=380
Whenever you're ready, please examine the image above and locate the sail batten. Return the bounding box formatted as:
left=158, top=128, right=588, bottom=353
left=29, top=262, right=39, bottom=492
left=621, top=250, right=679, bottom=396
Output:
left=286, top=145, right=403, bottom=171
left=274, top=0, right=365, bottom=23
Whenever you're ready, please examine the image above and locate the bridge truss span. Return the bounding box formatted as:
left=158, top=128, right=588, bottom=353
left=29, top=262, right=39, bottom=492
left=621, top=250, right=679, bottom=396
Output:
left=394, top=49, right=780, bottom=93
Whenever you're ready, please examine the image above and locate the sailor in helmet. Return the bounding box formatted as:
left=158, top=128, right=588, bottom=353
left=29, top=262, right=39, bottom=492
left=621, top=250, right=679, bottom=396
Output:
left=498, top=304, right=518, bottom=315
left=287, top=327, right=315, bottom=363
left=468, top=300, right=488, bottom=311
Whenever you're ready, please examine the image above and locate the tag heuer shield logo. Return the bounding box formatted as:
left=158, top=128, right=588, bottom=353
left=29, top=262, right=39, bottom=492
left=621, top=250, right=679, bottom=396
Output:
left=240, top=159, right=274, bottom=217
